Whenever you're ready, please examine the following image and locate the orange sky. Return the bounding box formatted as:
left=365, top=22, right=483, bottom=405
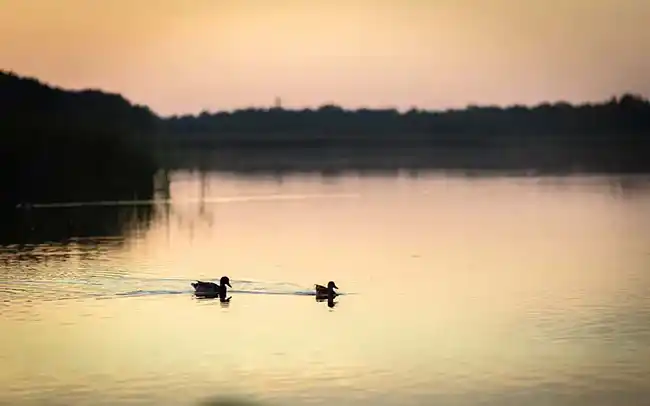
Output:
left=1, top=0, right=649, bottom=116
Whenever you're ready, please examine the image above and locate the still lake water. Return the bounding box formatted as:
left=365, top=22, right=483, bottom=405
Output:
left=1, top=171, right=650, bottom=406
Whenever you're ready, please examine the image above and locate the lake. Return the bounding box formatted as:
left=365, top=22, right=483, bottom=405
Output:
left=1, top=171, right=650, bottom=406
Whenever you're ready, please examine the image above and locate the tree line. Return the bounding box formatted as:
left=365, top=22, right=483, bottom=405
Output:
left=1, top=70, right=160, bottom=207
left=2, top=69, right=649, bottom=208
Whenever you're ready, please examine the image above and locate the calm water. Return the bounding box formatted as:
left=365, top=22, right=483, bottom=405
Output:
left=2, top=172, right=650, bottom=406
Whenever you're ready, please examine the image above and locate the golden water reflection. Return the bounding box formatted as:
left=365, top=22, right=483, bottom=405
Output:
left=1, top=172, right=649, bottom=406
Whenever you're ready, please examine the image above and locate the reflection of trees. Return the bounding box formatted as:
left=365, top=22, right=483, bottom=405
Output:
left=515, top=174, right=650, bottom=200
left=607, top=176, right=650, bottom=198
left=159, top=145, right=650, bottom=176
left=1, top=203, right=156, bottom=248
left=1, top=167, right=172, bottom=248
left=0, top=238, right=126, bottom=265
left=149, top=169, right=216, bottom=243
left=153, top=169, right=173, bottom=230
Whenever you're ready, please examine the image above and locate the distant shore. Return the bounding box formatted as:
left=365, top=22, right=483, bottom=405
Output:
left=2, top=69, right=650, bottom=208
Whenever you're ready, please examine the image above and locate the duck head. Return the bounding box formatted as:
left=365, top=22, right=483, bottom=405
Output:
left=220, top=276, right=232, bottom=288
left=327, top=281, right=338, bottom=290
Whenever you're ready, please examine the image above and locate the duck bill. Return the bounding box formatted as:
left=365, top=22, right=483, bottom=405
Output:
left=226, top=282, right=232, bottom=288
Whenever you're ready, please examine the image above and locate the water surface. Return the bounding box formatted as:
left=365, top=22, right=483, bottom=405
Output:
left=2, top=172, right=650, bottom=406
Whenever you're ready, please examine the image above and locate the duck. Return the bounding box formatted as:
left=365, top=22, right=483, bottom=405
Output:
left=191, top=276, right=231, bottom=298
left=314, top=281, right=339, bottom=297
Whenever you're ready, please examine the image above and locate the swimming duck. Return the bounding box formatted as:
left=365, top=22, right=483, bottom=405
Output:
left=191, top=276, right=231, bottom=297
left=314, top=281, right=338, bottom=296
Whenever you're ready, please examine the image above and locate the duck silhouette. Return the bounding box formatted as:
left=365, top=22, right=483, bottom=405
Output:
left=191, top=276, right=232, bottom=301
left=314, top=281, right=338, bottom=297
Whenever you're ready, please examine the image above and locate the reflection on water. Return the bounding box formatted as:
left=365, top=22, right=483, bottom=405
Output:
left=1, top=171, right=650, bottom=406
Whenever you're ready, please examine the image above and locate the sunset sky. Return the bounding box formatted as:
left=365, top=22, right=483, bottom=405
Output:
left=1, top=0, right=649, bottom=116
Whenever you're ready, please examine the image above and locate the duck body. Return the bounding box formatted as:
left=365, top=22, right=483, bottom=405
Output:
left=191, top=276, right=231, bottom=298
left=191, top=280, right=220, bottom=294
left=315, top=281, right=339, bottom=297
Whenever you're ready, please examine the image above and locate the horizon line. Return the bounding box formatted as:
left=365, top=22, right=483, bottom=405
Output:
left=3, top=68, right=649, bottom=119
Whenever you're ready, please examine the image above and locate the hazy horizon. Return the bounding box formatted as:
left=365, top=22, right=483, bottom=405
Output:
left=2, top=0, right=649, bottom=116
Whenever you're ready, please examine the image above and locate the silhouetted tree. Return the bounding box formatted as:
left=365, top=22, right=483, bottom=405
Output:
left=162, top=94, right=650, bottom=147
left=4, top=69, right=650, bottom=194
left=1, top=70, right=161, bottom=207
